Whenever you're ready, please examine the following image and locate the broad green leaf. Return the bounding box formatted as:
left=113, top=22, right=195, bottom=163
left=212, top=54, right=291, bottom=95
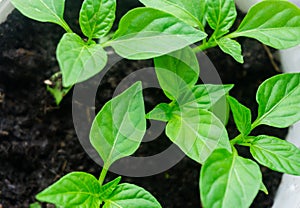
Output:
left=200, top=149, right=261, bottom=208
left=256, top=73, right=300, bottom=128
left=110, top=8, right=207, bottom=60
left=36, top=172, right=101, bottom=208
left=250, top=135, right=300, bottom=175
left=139, top=0, right=206, bottom=29
left=227, top=96, right=252, bottom=136
left=79, top=0, right=116, bottom=39
left=90, top=82, right=146, bottom=167
left=154, top=47, right=199, bottom=100
left=230, top=1, right=300, bottom=49
left=206, top=0, right=237, bottom=37
left=146, top=103, right=173, bottom=122
left=11, top=0, right=69, bottom=30
left=57, top=33, right=107, bottom=87
left=180, top=84, right=234, bottom=109
left=100, top=177, right=121, bottom=200
left=166, top=108, right=231, bottom=163
left=217, top=38, right=244, bottom=63
left=103, top=183, right=161, bottom=208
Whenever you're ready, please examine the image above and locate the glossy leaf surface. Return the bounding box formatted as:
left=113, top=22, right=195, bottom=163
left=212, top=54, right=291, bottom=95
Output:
left=200, top=149, right=261, bottom=208
left=251, top=135, right=300, bottom=175
left=57, top=33, right=107, bottom=87
left=111, top=8, right=207, bottom=59
left=231, top=1, right=300, bottom=49
left=90, top=82, right=146, bottom=167
left=79, top=0, right=116, bottom=38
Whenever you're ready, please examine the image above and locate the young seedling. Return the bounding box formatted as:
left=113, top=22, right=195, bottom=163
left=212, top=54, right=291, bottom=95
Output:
left=34, top=82, right=162, bottom=207
left=10, top=0, right=300, bottom=207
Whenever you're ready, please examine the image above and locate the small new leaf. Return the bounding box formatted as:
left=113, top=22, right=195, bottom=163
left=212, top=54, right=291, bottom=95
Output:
left=100, top=177, right=121, bottom=200
left=146, top=103, right=173, bottom=122
left=111, top=8, right=207, bottom=60
left=103, top=183, right=162, bottom=208
left=179, top=84, right=234, bottom=109
left=256, top=73, right=300, bottom=128
left=57, top=33, right=107, bottom=87
left=231, top=1, right=300, bottom=49
left=217, top=38, right=244, bottom=63
left=200, top=149, right=262, bottom=208
left=79, top=0, right=116, bottom=39
left=206, top=0, right=237, bottom=37
left=36, top=172, right=102, bottom=208
left=90, top=82, right=146, bottom=168
left=250, top=135, right=300, bottom=175
left=227, top=96, right=252, bottom=136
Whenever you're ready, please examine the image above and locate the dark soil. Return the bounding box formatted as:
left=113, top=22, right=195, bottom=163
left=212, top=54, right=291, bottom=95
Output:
left=0, top=1, right=287, bottom=207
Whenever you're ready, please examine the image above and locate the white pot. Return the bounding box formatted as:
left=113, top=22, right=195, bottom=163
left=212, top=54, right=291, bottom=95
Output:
left=0, top=0, right=14, bottom=24
left=273, top=46, right=300, bottom=208
left=235, top=1, right=300, bottom=207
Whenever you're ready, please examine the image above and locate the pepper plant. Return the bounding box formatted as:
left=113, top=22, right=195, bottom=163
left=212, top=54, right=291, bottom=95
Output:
left=10, top=0, right=300, bottom=207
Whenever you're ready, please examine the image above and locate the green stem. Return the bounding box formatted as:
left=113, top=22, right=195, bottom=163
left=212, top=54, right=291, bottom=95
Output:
left=230, top=134, right=243, bottom=145
left=251, top=119, right=261, bottom=130
left=60, top=19, right=73, bottom=33
left=101, top=40, right=113, bottom=48
left=193, top=40, right=218, bottom=53
left=99, top=166, right=109, bottom=186
left=230, top=118, right=262, bottom=146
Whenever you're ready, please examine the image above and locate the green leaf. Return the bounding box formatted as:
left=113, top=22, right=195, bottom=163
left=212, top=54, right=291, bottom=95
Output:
left=260, top=181, right=269, bottom=195
left=46, top=85, right=71, bottom=105
left=36, top=172, right=101, bottom=208
left=180, top=84, right=234, bottom=109
left=29, top=202, right=41, bottom=208
left=110, top=8, right=207, bottom=60
left=146, top=103, right=173, bottom=122
left=154, top=47, right=199, bottom=100
left=90, top=82, right=146, bottom=167
left=79, top=0, right=116, bottom=39
left=206, top=0, right=237, bottom=37
left=103, top=183, right=161, bottom=208
left=250, top=135, right=300, bottom=175
left=139, top=0, right=206, bottom=29
left=166, top=108, right=231, bottom=163
left=217, top=38, right=244, bottom=63
left=100, top=177, right=121, bottom=200
left=227, top=96, right=252, bottom=136
left=230, top=1, right=300, bottom=49
left=57, top=33, right=107, bottom=87
left=200, top=149, right=262, bottom=208
left=10, top=0, right=69, bottom=30
left=45, top=72, right=72, bottom=105
left=256, top=73, right=300, bottom=128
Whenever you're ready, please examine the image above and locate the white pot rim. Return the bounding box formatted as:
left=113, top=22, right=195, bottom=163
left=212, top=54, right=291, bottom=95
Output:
left=0, top=0, right=14, bottom=24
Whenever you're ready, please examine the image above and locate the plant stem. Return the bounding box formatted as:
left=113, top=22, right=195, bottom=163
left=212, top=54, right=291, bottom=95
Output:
left=60, top=19, right=73, bottom=33
left=230, top=134, right=243, bottom=145
left=193, top=40, right=218, bottom=53
left=99, top=166, right=109, bottom=186
left=230, top=119, right=262, bottom=145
